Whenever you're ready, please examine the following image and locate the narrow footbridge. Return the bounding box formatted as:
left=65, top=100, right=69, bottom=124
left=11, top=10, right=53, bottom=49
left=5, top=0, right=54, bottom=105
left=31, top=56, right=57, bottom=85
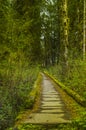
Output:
left=24, top=74, right=71, bottom=124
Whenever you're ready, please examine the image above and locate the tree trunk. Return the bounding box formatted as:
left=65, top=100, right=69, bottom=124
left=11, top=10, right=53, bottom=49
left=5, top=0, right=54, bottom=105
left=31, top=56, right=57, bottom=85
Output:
left=63, top=0, right=69, bottom=67
left=60, top=0, right=69, bottom=78
left=83, top=0, right=86, bottom=60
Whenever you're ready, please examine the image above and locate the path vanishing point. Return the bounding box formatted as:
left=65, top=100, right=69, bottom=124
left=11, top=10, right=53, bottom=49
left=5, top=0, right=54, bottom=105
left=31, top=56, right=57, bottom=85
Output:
left=25, top=74, right=71, bottom=124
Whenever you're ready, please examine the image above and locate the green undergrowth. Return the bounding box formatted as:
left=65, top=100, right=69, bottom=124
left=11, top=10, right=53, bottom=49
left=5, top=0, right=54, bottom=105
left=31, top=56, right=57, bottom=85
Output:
left=8, top=122, right=86, bottom=130
left=23, top=72, right=42, bottom=109
left=10, top=73, right=42, bottom=129
left=0, top=55, right=40, bottom=130
left=7, top=72, right=86, bottom=130
left=43, top=71, right=86, bottom=129
left=44, top=71, right=86, bottom=107
left=46, top=60, right=86, bottom=99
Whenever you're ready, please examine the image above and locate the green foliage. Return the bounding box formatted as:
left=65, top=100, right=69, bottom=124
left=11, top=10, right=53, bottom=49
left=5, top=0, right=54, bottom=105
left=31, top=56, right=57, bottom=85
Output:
left=0, top=0, right=85, bottom=130
left=0, top=0, right=42, bottom=129
left=8, top=122, right=86, bottom=130
left=64, top=60, right=86, bottom=98
left=44, top=71, right=86, bottom=107
left=24, top=73, right=42, bottom=109
left=46, top=59, right=86, bottom=129
left=13, top=124, right=46, bottom=130
left=0, top=55, right=40, bottom=129
left=13, top=0, right=42, bottom=63
left=72, top=111, right=86, bottom=130
left=46, top=59, right=86, bottom=98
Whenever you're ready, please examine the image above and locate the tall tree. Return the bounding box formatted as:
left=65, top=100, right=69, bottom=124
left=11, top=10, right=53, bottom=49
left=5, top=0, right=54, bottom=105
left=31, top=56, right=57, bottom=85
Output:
left=41, top=0, right=60, bottom=66
left=63, top=0, right=69, bottom=70
left=83, top=0, right=86, bottom=60
left=13, top=0, right=42, bottom=63
left=59, top=0, right=69, bottom=77
left=68, top=0, right=83, bottom=59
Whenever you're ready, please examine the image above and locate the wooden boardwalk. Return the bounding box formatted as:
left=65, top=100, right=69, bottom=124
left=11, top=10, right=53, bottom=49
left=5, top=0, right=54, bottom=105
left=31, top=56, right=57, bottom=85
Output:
left=24, top=74, right=71, bottom=124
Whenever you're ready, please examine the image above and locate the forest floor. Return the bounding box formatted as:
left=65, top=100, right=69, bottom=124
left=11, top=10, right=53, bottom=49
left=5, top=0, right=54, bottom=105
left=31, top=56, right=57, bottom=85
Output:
left=13, top=73, right=86, bottom=130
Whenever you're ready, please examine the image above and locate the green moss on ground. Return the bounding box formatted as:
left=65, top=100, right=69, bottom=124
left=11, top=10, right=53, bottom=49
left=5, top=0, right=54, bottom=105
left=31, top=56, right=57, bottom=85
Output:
left=44, top=71, right=86, bottom=107
left=42, top=71, right=86, bottom=129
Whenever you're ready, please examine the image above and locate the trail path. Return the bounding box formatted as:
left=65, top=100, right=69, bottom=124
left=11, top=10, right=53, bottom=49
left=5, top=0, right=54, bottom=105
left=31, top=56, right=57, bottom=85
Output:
left=25, top=74, right=71, bottom=124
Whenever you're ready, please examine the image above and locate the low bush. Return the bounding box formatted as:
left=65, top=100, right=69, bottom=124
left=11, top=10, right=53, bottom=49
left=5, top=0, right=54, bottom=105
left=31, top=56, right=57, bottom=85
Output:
left=0, top=57, right=40, bottom=130
left=44, top=71, right=86, bottom=107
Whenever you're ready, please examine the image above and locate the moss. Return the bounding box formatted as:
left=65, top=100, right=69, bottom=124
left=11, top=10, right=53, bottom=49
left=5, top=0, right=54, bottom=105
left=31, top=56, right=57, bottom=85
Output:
left=44, top=71, right=86, bottom=107
left=43, top=71, right=86, bottom=121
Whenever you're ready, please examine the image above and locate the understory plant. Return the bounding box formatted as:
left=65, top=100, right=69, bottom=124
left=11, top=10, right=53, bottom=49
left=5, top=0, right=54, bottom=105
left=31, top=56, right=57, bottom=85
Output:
left=0, top=56, right=40, bottom=130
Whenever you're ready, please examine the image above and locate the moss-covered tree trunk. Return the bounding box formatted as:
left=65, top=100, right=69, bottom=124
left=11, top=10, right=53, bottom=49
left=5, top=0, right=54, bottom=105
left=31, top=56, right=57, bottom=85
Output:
left=60, top=0, right=69, bottom=78
left=83, top=0, right=86, bottom=60
left=63, top=0, right=69, bottom=68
